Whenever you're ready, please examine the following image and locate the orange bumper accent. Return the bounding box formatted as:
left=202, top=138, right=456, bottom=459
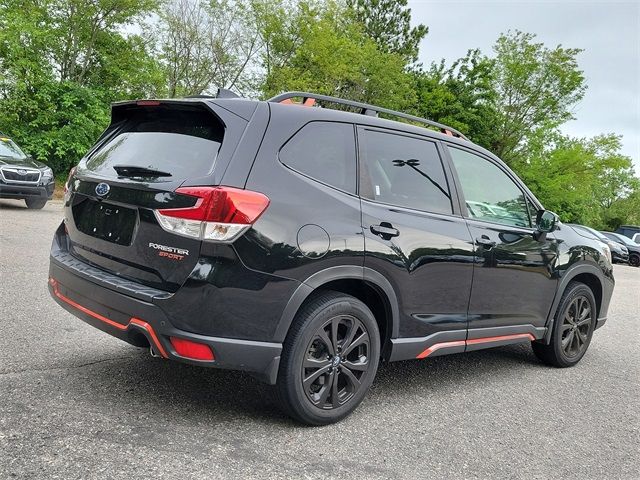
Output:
left=49, top=277, right=169, bottom=358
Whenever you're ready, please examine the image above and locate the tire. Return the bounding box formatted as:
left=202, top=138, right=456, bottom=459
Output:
left=629, top=254, right=640, bottom=267
left=532, top=281, right=596, bottom=367
left=276, top=291, right=380, bottom=425
left=25, top=198, right=47, bottom=209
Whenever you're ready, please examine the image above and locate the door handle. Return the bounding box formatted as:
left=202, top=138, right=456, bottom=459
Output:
left=370, top=223, right=400, bottom=239
left=475, top=235, right=496, bottom=249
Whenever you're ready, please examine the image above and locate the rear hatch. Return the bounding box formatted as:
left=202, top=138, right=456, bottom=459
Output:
left=66, top=100, right=245, bottom=292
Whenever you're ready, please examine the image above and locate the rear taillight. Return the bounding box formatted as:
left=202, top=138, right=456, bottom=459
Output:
left=154, top=186, right=270, bottom=242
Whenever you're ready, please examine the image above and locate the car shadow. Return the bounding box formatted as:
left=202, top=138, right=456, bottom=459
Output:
left=0, top=199, right=27, bottom=209
left=61, top=342, right=544, bottom=427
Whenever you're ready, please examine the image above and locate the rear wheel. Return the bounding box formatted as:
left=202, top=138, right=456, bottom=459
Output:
left=25, top=198, right=47, bottom=209
left=276, top=291, right=380, bottom=425
left=532, top=281, right=596, bottom=367
left=629, top=254, right=639, bottom=267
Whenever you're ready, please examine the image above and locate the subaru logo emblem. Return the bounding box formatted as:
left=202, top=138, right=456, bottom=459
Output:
left=17, top=169, right=27, bottom=175
left=95, top=182, right=110, bottom=196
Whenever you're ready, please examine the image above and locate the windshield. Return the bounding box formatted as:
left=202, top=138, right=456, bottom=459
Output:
left=605, top=232, right=637, bottom=247
left=0, top=137, right=27, bottom=160
left=572, top=225, right=608, bottom=242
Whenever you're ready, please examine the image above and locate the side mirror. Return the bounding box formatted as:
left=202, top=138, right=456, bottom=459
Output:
left=534, top=210, right=559, bottom=241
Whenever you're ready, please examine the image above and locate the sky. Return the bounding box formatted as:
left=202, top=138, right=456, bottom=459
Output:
left=408, top=0, right=640, bottom=171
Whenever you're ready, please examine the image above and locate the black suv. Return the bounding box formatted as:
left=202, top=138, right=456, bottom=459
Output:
left=48, top=91, right=615, bottom=424
left=0, top=134, right=55, bottom=208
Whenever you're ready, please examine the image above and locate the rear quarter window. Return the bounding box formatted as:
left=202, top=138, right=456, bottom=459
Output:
left=278, top=122, right=357, bottom=194
left=84, top=106, right=223, bottom=181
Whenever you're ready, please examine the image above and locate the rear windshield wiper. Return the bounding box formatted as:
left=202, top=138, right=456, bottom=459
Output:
left=113, top=165, right=172, bottom=178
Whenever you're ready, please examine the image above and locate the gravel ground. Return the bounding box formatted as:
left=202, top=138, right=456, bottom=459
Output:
left=1, top=198, right=638, bottom=479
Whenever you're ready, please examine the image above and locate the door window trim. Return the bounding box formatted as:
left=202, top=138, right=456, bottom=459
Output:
left=441, top=141, right=541, bottom=231
left=355, top=125, right=462, bottom=217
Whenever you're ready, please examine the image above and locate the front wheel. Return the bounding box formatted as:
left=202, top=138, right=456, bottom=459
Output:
left=25, top=198, right=47, bottom=209
left=629, top=254, right=639, bottom=267
left=532, top=281, right=596, bottom=367
left=276, top=291, right=380, bottom=425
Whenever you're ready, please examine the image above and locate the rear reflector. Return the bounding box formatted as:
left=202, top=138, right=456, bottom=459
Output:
left=170, top=337, right=215, bottom=361
left=154, top=186, right=269, bottom=242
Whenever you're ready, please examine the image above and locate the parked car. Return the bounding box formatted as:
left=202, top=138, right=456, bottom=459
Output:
left=632, top=233, right=640, bottom=244
left=615, top=225, right=640, bottom=240
left=568, top=224, right=629, bottom=264
left=0, top=133, right=55, bottom=209
left=48, top=91, right=615, bottom=425
left=601, top=231, right=640, bottom=267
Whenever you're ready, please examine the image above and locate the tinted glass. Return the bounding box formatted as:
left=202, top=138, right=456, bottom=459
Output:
left=359, top=130, right=452, bottom=214
left=279, top=122, right=356, bottom=193
left=578, top=225, right=608, bottom=242
left=449, top=147, right=531, bottom=227
left=605, top=232, right=636, bottom=247
left=0, top=137, right=27, bottom=160
left=85, top=107, right=223, bottom=181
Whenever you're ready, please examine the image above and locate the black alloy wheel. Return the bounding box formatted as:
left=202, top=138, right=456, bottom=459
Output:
left=532, top=281, right=596, bottom=368
left=302, top=315, right=370, bottom=409
left=559, top=295, right=592, bottom=358
left=276, top=291, right=380, bottom=425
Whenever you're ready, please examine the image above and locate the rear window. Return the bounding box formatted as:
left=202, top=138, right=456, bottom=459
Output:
left=85, top=106, right=223, bottom=180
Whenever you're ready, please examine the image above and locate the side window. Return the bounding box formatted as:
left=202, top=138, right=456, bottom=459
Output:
left=279, top=122, right=356, bottom=193
left=448, top=146, right=532, bottom=228
left=359, top=129, right=452, bottom=214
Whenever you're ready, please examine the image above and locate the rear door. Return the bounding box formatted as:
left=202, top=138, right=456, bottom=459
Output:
left=66, top=101, right=248, bottom=291
left=358, top=126, right=474, bottom=348
left=444, top=144, right=559, bottom=336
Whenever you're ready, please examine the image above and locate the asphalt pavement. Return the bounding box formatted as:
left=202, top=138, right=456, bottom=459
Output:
left=0, top=198, right=638, bottom=479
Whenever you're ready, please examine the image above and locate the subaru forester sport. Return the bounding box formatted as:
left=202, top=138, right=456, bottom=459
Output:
left=49, top=91, right=614, bottom=425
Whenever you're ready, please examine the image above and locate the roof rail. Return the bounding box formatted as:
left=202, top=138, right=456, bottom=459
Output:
left=268, top=91, right=469, bottom=140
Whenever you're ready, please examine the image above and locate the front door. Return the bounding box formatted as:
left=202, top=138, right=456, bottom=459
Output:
left=357, top=127, right=475, bottom=360
left=445, top=145, right=559, bottom=342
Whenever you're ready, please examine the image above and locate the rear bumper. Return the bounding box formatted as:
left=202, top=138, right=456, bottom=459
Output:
left=0, top=181, right=54, bottom=199
left=48, top=258, right=282, bottom=384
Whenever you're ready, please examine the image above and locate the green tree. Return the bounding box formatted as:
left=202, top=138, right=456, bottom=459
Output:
left=0, top=0, right=162, bottom=174
left=490, top=30, right=587, bottom=165
left=516, top=131, right=638, bottom=228
left=347, top=0, right=427, bottom=63
left=605, top=191, right=640, bottom=230
left=156, top=0, right=261, bottom=97
left=412, top=49, right=498, bottom=146
left=259, top=1, right=415, bottom=111
left=0, top=80, right=110, bottom=174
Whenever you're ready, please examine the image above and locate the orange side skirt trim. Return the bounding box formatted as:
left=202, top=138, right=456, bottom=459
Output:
left=49, top=277, right=168, bottom=358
